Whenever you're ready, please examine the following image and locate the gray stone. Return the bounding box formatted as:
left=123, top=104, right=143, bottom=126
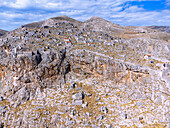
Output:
left=82, top=102, right=88, bottom=108
left=75, top=87, right=82, bottom=90
left=99, top=106, right=108, bottom=114
left=154, top=96, right=162, bottom=104
left=99, top=115, right=105, bottom=120
left=105, top=124, right=112, bottom=128
left=72, top=100, right=83, bottom=105
left=86, top=92, right=92, bottom=97
left=96, top=97, right=101, bottom=102
left=70, top=81, right=77, bottom=89
left=0, top=96, right=3, bottom=101
left=11, top=86, right=30, bottom=106
left=65, top=120, right=75, bottom=126
left=72, top=92, right=84, bottom=100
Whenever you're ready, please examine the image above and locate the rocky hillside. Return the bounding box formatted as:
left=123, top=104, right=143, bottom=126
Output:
left=0, top=29, right=8, bottom=37
left=0, top=16, right=169, bottom=127
left=84, top=16, right=125, bottom=35
left=148, top=26, right=170, bottom=33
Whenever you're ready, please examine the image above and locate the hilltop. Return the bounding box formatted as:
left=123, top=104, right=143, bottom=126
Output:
left=0, top=15, right=169, bottom=127
left=15, top=15, right=170, bottom=40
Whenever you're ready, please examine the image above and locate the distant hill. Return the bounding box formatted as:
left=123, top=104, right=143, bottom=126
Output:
left=42, top=15, right=83, bottom=28
left=0, top=29, right=8, bottom=37
left=51, top=15, right=82, bottom=24
left=148, top=26, right=170, bottom=33
left=4, top=15, right=170, bottom=40
left=83, top=16, right=126, bottom=34
left=20, top=21, right=45, bottom=29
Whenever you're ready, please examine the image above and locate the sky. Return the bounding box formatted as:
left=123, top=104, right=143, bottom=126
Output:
left=0, top=0, right=170, bottom=31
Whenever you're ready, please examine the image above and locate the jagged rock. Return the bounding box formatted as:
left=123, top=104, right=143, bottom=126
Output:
left=99, top=106, right=108, bottom=114
left=82, top=102, right=88, bottom=108
left=51, top=114, right=60, bottom=124
left=33, top=50, right=42, bottom=66
left=70, top=81, right=77, bottom=89
left=0, top=96, right=3, bottom=101
left=98, top=115, right=105, bottom=120
left=65, top=120, right=75, bottom=126
left=154, top=96, right=162, bottom=104
left=86, top=92, right=92, bottom=97
left=10, top=86, right=30, bottom=107
left=72, top=92, right=84, bottom=100
left=72, top=100, right=83, bottom=106
left=105, top=124, right=112, bottom=128
left=0, top=15, right=169, bottom=127
left=96, top=97, right=101, bottom=102
left=125, top=114, right=128, bottom=119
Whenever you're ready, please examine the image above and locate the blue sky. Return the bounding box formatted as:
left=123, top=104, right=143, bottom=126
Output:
left=0, top=0, right=170, bottom=31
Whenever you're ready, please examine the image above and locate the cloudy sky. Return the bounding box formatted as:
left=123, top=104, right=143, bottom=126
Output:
left=0, top=0, right=170, bottom=31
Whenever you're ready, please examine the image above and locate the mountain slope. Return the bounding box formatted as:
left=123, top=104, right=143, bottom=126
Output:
left=148, top=26, right=170, bottom=33
left=42, top=15, right=83, bottom=27
left=20, top=21, right=45, bottom=29
left=0, top=29, right=8, bottom=37
left=0, top=15, right=169, bottom=128
left=84, top=16, right=126, bottom=34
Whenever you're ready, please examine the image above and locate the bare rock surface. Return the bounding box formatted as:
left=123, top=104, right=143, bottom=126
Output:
left=0, top=15, right=169, bottom=127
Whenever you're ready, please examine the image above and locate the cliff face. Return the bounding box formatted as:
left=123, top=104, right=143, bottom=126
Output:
left=0, top=16, right=169, bottom=127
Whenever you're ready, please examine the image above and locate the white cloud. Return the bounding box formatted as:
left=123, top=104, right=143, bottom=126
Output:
left=0, top=0, right=63, bottom=9
left=0, top=0, right=169, bottom=31
left=166, top=0, right=170, bottom=5
left=0, top=0, right=159, bottom=9
left=0, top=12, right=23, bottom=18
left=124, top=5, right=144, bottom=12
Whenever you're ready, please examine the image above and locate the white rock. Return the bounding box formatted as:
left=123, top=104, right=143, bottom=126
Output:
left=82, top=102, right=88, bottom=108
left=72, top=100, right=83, bottom=105
left=72, top=92, right=84, bottom=100
left=31, top=101, right=44, bottom=106
left=165, top=100, right=170, bottom=107
left=154, top=96, right=162, bottom=104
left=99, top=106, right=108, bottom=114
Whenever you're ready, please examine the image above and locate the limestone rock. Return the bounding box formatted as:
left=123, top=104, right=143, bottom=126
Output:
left=99, top=106, right=108, bottom=114
left=72, top=92, right=84, bottom=100
left=0, top=15, right=169, bottom=128
left=72, top=100, right=83, bottom=105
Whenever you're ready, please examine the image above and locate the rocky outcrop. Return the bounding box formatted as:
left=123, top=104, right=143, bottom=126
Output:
left=0, top=47, right=72, bottom=102
left=0, top=15, right=169, bottom=127
left=71, top=49, right=150, bottom=84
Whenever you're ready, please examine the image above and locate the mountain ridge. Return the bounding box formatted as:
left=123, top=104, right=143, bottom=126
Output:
left=4, top=15, right=170, bottom=35
left=147, top=25, right=170, bottom=33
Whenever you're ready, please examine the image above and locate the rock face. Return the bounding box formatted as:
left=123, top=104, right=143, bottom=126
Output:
left=0, top=15, right=169, bottom=127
